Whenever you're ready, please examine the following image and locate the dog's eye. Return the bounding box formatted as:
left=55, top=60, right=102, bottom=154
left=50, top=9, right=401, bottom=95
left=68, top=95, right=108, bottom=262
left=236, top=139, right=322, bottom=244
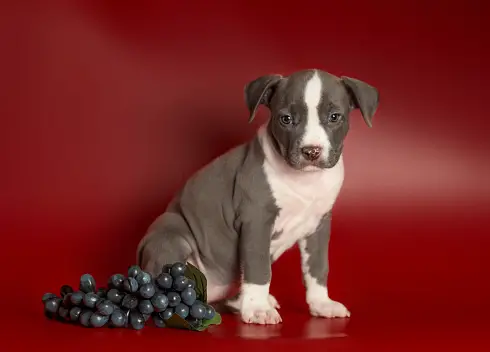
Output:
left=280, top=115, right=293, bottom=125
left=328, top=113, right=342, bottom=123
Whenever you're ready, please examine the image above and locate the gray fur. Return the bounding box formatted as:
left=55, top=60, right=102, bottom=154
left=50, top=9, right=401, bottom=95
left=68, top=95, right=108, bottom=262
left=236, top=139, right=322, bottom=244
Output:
left=299, top=212, right=332, bottom=287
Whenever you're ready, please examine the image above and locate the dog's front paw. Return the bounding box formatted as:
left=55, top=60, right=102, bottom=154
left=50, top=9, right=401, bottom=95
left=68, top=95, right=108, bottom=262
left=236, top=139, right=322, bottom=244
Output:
left=308, top=299, right=350, bottom=318
left=241, top=302, right=282, bottom=325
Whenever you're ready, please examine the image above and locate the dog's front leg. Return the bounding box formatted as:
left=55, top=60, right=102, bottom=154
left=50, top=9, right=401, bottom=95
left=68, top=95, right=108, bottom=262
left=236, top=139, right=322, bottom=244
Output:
left=238, top=217, right=282, bottom=325
left=298, top=213, right=350, bottom=318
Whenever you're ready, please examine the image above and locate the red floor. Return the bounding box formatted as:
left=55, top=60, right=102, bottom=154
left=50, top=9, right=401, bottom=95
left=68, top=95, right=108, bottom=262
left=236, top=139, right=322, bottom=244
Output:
left=1, top=1, right=490, bottom=351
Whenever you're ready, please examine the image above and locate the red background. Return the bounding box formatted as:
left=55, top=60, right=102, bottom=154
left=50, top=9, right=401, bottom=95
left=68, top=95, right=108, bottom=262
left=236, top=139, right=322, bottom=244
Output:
left=1, top=1, right=489, bottom=351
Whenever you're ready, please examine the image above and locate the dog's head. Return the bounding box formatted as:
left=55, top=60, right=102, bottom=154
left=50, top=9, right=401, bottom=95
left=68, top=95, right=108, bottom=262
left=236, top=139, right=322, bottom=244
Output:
left=245, top=69, right=379, bottom=170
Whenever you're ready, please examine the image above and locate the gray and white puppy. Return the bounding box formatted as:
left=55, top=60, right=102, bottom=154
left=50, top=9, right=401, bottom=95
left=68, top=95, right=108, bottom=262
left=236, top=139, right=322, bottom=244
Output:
left=137, top=69, right=379, bottom=325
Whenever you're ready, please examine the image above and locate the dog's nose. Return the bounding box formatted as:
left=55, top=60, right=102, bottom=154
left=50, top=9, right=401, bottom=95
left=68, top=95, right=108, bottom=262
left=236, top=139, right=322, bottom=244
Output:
left=301, top=145, right=322, bottom=161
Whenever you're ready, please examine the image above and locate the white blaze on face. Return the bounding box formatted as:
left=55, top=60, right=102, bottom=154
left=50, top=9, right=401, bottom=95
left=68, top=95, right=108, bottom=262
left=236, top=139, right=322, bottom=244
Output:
left=302, top=72, right=331, bottom=156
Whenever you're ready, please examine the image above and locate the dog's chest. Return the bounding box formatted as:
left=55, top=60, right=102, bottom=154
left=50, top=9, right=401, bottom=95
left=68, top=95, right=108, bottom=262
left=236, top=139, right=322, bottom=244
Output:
left=264, top=160, right=344, bottom=261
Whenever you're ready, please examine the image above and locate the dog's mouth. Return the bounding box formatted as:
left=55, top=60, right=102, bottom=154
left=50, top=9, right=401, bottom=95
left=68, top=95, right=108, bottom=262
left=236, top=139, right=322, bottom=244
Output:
left=287, top=148, right=342, bottom=171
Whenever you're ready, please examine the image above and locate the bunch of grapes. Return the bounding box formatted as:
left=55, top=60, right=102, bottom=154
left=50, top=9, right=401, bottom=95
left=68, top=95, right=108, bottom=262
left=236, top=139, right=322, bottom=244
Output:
left=42, top=262, right=216, bottom=330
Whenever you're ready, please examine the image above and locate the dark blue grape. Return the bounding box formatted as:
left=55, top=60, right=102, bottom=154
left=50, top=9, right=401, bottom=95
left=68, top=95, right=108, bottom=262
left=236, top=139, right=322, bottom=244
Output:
left=70, top=291, right=84, bottom=306
left=79, top=274, right=96, bottom=293
left=42, top=293, right=57, bottom=303
left=60, top=285, right=74, bottom=297
left=129, top=311, right=145, bottom=330
left=174, top=303, right=189, bottom=319
left=139, top=283, right=156, bottom=299
left=127, top=265, right=142, bottom=278
left=204, top=304, right=216, bottom=320
left=153, top=315, right=166, bottom=328
left=96, top=288, right=107, bottom=298
left=45, top=297, right=62, bottom=314
left=186, top=279, right=196, bottom=290
left=107, top=289, right=124, bottom=304
left=170, top=262, right=186, bottom=278
left=180, top=287, right=197, bottom=306
left=138, top=299, right=154, bottom=315
left=96, top=300, right=114, bottom=316
left=69, top=306, right=82, bottom=322
left=62, top=293, right=72, bottom=308
left=79, top=310, right=93, bottom=327
left=123, top=277, right=138, bottom=293
left=172, top=276, right=188, bottom=292
left=121, top=294, right=138, bottom=310
left=150, top=292, right=169, bottom=312
left=136, top=271, right=152, bottom=286
left=167, top=292, right=181, bottom=307
left=110, top=309, right=127, bottom=328
left=156, top=273, right=173, bottom=290
left=58, top=306, right=70, bottom=320
left=108, top=274, right=125, bottom=290
left=159, top=308, right=174, bottom=320
left=90, top=312, right=109, bottom=327
left=162, top=264, right=172, bottom=274
left=143, top=314, right=151, bottom=322
left=83, top=292, right=100, bottom=309
left=190, top=303, right=206, bottom=319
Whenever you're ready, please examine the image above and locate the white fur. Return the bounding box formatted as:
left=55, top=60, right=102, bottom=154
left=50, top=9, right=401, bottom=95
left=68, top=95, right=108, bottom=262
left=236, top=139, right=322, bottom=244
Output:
left=298, top=239, right=350, bottom=318
left=239, top=283, right=282, bottom=324
left=302, top=71, right=331, bottom=158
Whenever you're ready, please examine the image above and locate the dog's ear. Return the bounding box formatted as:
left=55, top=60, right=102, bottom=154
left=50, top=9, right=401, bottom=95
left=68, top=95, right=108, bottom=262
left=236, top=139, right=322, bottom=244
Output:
left=244, top=74, right=283, bottom=123
left=341, top=76, right=379, bottom=128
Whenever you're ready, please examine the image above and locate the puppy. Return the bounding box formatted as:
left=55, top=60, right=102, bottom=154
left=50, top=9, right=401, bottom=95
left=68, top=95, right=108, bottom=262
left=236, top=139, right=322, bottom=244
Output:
left=137, top=69, right=379, bottom=325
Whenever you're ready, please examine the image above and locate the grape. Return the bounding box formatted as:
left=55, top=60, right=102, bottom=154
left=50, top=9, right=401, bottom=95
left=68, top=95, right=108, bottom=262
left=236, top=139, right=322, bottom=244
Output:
left=79, top=310, right=93, bottom=327
left=123, top=278, right=138, bottom=293
left=62, top=293, right=72, bottom=308
left=190, top=303, right=206, bottom=319
left=156, top=273, right=173, bottom=290
left=153, top=315, right=166, bottom=328
left=58, top=306, right=70, bottom=321
left=69, top=306, right=82, bottom=322
left=107, top=289, right=124, bottom=304
left=96, top=288, right=107, bottom=298
left=180, top=288, right=197, bottom=306
left=186, top=279, right=196, bottom=290
left=138, top=300, right=154, bottom=315
left=83, top=293, right=100, bottom=309
left=60, top=285, right=74, bottom=297
left=172, top=276, right=189, bottom=292
left=96, top=300, right=114, bottom=316
left=170, top=262, right=186, bottom=278
left=143, top=314, right=151, bottom=322
left=42, top=293, right=57, bottom=303
left=174, top=303, right=189, bottom=319
left=70, top=291, right=84, bottom=306
left=45, top=297, right=62, bottom=314
left=136, top=271, right=152, bottom=286
left=121, top=294, right=138, bottom=310
left=204, top=304, right=216, bottom=320
left=108, top=274, right=125, bottom=290
left=139, top=283, right=156, bottom=299
left=90, top=312, right=109, bottom=327
left=162, top=264, right=172, bottom=274
left=110, top=309, right=127, bottom=328
left=127, top=265, right=141, bottom=278
left=167, top=292, right=181, bottom=307
left=160, top=308, right=174, bottom=320
left=129, top=311, right=145, bottom=330
left=79, top=274, right=96, bottom=293
left=151, top=293, right=169, bottom=312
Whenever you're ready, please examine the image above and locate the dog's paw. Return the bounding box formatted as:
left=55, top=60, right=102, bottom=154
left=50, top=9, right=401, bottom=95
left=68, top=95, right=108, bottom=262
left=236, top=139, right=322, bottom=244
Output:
left=308, top=299, right=350, bottom=318
left=241, top=303, right=282, bottom=325
left=226, top=294, right=280, bottom=312
left=268, top=294, right=280, bottom=309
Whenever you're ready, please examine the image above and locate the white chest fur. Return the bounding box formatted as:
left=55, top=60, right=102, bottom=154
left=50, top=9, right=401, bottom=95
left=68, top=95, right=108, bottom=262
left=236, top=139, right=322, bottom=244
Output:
left=257, top=125, right=344, bottom=261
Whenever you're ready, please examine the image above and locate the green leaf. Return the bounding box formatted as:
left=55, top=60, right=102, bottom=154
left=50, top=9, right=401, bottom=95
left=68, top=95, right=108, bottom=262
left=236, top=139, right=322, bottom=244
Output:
left=184, top=262, right=207, bottom=303
left=201, top=312, right=222, bottom=329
